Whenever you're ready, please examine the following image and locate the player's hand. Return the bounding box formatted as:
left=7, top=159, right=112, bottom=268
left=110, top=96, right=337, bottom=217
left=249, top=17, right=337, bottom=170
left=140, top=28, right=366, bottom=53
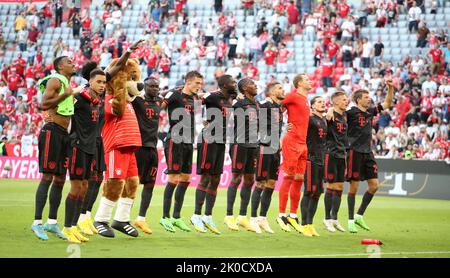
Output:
left=237, top=93, right=245, bottom=100
left=326, top=107, right=335, bottom=121
left=386, top=79, right=394, bottom=89
left=286, top=123, right=293, bottom=132
left=130, top=39, right=145, bottom=51
left=203, top=121, right=209, bottom=128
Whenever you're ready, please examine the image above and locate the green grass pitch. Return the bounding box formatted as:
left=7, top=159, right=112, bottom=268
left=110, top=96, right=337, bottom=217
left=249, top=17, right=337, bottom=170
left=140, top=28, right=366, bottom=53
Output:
left=1, top=179, right=450, bottom=258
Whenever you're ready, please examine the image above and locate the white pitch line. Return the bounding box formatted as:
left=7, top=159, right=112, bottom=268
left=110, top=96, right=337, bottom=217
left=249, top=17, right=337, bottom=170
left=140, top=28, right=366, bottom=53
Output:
left=228, top=251, right=450, bottom=258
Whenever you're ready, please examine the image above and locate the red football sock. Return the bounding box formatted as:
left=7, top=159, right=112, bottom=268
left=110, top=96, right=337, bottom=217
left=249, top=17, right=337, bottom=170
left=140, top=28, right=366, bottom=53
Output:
left=289, top=179, right=303, bottom=215
left=279, top=176, right=294, bottom=214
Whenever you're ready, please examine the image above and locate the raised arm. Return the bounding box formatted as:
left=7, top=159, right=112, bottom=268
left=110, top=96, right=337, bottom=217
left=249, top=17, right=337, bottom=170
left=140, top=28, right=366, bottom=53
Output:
left=381, top=79, right=395, bottom=110
left=107, top=39, right=144, bottom=78
left=40, top=78, right=72, bottom=111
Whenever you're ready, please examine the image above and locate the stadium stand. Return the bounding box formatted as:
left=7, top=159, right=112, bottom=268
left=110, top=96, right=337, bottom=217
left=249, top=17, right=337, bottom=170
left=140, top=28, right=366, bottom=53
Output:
left=0, top=0, right=448, bottom=161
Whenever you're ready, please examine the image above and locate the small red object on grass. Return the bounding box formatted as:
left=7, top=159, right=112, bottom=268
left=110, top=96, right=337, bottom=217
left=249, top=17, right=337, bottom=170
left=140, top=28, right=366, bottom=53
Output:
left=361, top=239, right=383, bottom=245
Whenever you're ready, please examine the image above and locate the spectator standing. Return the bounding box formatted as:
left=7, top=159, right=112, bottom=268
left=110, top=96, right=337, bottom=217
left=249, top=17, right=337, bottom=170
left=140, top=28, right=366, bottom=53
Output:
left=408, top=1, right=421, bottom=33
left=321, top=56, right=334, bottom=88
left=416, top=22, right=430, bottom=48
left=428, top=44, right=444, bottom=74
left=53, top=0, right=64, bottom=28
left=361, top=37, right=373, bottom=68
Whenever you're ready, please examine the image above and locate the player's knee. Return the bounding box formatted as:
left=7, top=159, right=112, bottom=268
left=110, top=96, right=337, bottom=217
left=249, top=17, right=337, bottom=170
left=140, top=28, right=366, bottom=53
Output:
left=312, top=194, right=321, bottom=200
left=41, top=174, right=53, bottom=183
left=243, top=175, right=255, bottom=187
left=294, top=174, right=304, bottom=181
left=210, top=175, right=221, bottom=187
left=231, top=174, right=242, bottom=186
left=53, top=175, right=66, bottom=186
left=368, top=179, right=379, bottom=193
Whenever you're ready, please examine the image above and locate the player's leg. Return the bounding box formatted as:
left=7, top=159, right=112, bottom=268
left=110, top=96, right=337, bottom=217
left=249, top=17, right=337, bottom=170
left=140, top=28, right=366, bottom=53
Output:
left=135, top=147, right=157, bottom=234
left=258, top=179, right=275, bottom=233
left=347, top=180, right=359, bottom=233
left=35, top=125, right=68, bottom=240
left=32, top=173, right=53, bottom=240
left=301, top=161, right=313, bottom=227
left=225, top=144, right=243, bottom=231
left=237, top=147, right=257, bottom=232
left=191, top=141, right=211, bottom=232
left=33, top=124, right=55, bottom=240
left=307, top=163, right=324, bottom=236
left=355, top=154, right=379, bottom=231
left=82, top=137, right=106, bottom=231
left=330, top=180, right=345, bottom=232
left=346, top=149, right=361, bottom=233
left=202, top=174, right=221, bottom=234
left=171, top=143, right=194, bottom=232
left=323, top=153, right=336, bottom=231
left=160, top=139, right=181, bottom=232
left=250, top=146, right=267, bottom=233
left=171, top=172, right=192, bottom=232
left=63, top=177, right=84, bottom=243
left=287, top=146, right=309, bottom=235
left=72, top=152, right=93, bottom=237
left=202, top=143, right=225, bottom=234
left=192, top=174, right=209, bottom=233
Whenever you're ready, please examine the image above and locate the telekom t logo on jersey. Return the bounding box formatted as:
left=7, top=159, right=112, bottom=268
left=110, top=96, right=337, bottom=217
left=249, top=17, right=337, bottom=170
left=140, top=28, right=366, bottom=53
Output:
left=359, top=116, right=367, bottom=126
left=336, top=122, right=345, bottom=133
left=91, top=110, right=98, bottom=121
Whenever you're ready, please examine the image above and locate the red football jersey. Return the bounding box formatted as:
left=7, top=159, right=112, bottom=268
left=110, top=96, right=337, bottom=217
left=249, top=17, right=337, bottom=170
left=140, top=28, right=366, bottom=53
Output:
left=283, top=92, right=310, bottom=143
left=102, top=94, right=142, bottom=153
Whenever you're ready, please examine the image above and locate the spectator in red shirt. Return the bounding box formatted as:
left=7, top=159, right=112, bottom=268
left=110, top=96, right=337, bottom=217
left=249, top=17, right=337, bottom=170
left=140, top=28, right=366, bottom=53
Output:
left=321, top=56, right=334, bottom=88
left=7, top=68, right=24, bottom=95
left=159, top=54, right=171, bottom=75
left=263, top=43, right=277, bottom=73
left=145, top=50, right=159, bottom=77
left=13, top=53, right=27, bottom=77
left=327, top=37, right=340, bottom=64
left=314, top=42, right=323, bottom=67
left=28, top=25, right=39, bottom=44
left=338, top=0, right=351, bottom=18
left=277, top=43, right=290, bottom=73
left=1, top=64, right=9, bottom=84
left=286, top=0, right=300, bottom=35
left=428, top=44, right=444, bottom=74
left=242, top=0, right=255, bottom=17
left=246, top=62, right=259, bottom=79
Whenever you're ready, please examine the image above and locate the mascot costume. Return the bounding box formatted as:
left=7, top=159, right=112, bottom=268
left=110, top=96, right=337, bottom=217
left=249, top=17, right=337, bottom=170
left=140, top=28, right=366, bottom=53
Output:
left=94, top=58, right=144, bottom=238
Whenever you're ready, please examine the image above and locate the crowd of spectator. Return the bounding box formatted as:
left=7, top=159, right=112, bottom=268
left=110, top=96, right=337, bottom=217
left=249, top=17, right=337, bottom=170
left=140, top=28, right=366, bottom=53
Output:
left=0, top=0, right=449, bottom=161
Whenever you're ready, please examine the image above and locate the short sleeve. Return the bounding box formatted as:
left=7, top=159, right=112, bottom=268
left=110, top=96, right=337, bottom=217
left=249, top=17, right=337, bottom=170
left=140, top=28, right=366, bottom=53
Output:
left=282, top=93, right=293, bottom=106
left=104, top=95, right=114, bottom=116
left=232, top=99, right=242, bottom=109
left=163, top=90, right=177, bottom=106
left=368, top=103, right=384, bottom=116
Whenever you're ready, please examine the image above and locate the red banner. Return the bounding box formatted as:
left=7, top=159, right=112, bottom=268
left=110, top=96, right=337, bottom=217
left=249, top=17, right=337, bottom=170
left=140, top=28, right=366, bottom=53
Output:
left=5, top=143, right=39, bottom=158
left=0, top=156, right=42, bottom=180
left=1, top=151, right=285, bottom=190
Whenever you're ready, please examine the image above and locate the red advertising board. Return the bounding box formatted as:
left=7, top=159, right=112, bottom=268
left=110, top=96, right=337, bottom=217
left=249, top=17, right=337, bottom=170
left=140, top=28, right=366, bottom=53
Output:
left=0, top=150, right=285, bottom=190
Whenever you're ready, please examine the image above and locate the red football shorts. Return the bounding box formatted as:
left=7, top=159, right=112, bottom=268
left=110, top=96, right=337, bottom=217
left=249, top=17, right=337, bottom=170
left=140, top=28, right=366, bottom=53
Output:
left=282, top=136, right=308, bottom=176
left=105, top=147, right=138, bottom=179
